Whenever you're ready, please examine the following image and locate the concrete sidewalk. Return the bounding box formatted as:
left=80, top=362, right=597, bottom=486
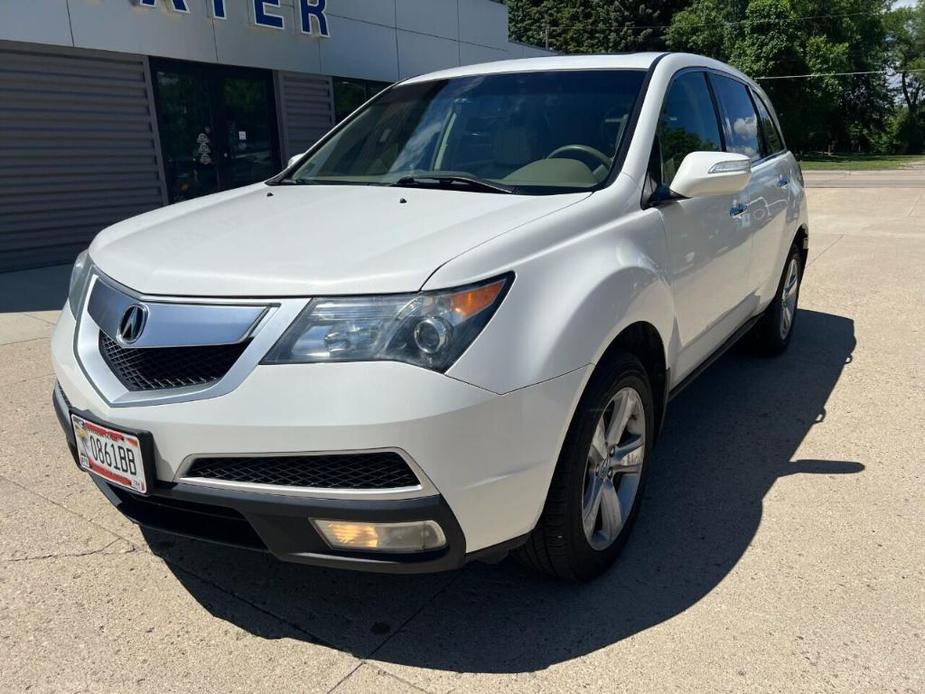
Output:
left=1, top=174, right=923, bottom=693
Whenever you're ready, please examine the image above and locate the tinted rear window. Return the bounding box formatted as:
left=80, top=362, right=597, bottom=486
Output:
left=752, top=90, right=785, bottom=156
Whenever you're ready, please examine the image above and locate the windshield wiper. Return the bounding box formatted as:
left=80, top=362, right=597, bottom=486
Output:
left=391, top=175, right=514, bottom=194
left=269, top=178, right=314, bottom=186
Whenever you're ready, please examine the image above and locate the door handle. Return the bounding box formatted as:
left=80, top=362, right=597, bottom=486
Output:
left=730, top=203, right=748, bottom=217
left=778, top=176, right=790, bottom=188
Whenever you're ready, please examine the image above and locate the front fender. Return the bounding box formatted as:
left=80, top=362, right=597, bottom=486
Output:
left=437, top=183, right=676, bottom=395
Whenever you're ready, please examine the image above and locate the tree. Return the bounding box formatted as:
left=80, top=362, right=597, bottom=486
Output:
left=885, top=1, right=925, bottom=152
left=665, top=0, right=737, bottom=60
left=666, top=0, right=894, bottom=153
left=508, top=0, right=688, bottom=54
left=507, top=0, right=909, bottom=154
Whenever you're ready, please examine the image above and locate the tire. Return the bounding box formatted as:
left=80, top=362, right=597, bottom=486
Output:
left=515, top=353, right=655, bottom=581
left=749, top=243, right=803, bottom=356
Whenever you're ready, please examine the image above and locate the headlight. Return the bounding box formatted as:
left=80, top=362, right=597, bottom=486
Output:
left=263, top=274, right=512, bottom=372
left=68, top=250, right=93, bottom=317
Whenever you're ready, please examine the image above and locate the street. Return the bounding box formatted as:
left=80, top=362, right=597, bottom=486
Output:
left=1, top=170, right=923, bottom=693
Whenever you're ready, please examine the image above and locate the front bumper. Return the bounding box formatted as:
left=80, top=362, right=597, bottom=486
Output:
left=52, top=307, right=589, bottom=570
left=55, top=384, right=473, bottom=573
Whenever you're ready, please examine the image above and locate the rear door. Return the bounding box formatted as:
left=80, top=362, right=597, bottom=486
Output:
left=749, top=88, right=795, bottom=301
left=648, top=70, right=753, bottom=381
left=709, top=73, right=788, bottom=310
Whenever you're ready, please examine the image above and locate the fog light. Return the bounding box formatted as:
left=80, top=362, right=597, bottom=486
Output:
left=312, top=519, right=447, bottom=553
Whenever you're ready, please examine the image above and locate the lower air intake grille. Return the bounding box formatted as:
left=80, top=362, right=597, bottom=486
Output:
left=107, top=485, right=266, bottom=550
left=185, top=453, right=420, bottom=490
left=99, top=332, right=250, bottom=392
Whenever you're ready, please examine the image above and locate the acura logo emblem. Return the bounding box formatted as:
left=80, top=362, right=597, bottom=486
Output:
left=117, top=304, right=148, bottom=345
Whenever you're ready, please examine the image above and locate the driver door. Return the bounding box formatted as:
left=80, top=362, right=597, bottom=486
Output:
left=648, top=71, right=753, bottom=382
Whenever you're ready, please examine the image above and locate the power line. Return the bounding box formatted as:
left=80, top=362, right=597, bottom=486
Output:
left=757, top=68, right=925, bottom=80
left=683, top=9, right=880, bottom=29
left=539, top=9, right=883, bottom=35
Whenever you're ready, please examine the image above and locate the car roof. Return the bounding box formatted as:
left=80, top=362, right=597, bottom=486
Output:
left=401, top=53, right=667, bottom=84
left=401, top=52, right=755, bottom=91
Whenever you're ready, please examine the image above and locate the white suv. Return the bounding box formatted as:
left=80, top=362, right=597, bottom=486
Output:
left=52, top=53, right=808, bottom=580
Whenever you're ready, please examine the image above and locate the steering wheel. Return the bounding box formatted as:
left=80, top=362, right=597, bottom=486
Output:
left=546, top=144, right=612, bottom=169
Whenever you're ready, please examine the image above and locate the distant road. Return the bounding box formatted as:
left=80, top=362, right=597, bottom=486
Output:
left=803, top=168, right=925, bottom=188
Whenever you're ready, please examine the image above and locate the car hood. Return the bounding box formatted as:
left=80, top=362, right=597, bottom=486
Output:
left=90, top=183, right=589, bottom=297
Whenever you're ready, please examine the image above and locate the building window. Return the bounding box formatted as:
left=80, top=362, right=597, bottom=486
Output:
left=333, top=77, right=391, bottom=122
left=150, top=59, right=280, bottom=203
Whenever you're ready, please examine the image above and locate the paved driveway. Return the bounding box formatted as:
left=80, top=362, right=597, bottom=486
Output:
left=1, top=171, right=923, bottom=693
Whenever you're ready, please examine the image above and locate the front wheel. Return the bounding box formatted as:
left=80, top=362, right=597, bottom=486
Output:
left=515, top=353, right=654, bottom=581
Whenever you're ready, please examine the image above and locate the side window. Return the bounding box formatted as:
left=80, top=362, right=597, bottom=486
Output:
left=709, top=74, right=761, bottom=161
left=649, top=71, right=722, bottom=188
left=751, top=90, right=784, bottom=156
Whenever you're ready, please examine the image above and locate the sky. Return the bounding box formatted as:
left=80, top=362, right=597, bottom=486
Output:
left=893, top=0, right=916, bottom=7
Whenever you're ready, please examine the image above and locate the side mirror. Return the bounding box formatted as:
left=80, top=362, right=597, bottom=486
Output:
left=287, top=152, right=306, bottom=169
left=669, top=152, right=752, bottom=199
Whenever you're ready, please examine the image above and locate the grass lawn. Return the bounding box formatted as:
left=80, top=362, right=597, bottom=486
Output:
left=797, top=153, right=925, bottom=170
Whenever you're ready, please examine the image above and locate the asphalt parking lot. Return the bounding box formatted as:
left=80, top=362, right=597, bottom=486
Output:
left=1, top=169, right=923, bottom=693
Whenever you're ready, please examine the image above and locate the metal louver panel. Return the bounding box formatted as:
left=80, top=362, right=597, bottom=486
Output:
left=275, top=71, right=334, bottom=161
left=0, top=41, right=166, bottom=272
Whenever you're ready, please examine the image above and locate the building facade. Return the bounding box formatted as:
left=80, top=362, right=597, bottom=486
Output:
left=0, top=0, right=548, bottom=271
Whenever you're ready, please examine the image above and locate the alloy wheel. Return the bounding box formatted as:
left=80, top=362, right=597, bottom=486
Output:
left=581, top=387, right=646, bottom=551
left=780, top=257, right=800, bottom=340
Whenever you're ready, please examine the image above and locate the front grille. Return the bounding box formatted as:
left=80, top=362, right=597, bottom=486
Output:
left=185, top=453, right=420, bottom=490
left=99, top=332, right=250, bottom=391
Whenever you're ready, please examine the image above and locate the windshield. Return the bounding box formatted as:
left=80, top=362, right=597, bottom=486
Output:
left=284, top=70, right=647, bottom=194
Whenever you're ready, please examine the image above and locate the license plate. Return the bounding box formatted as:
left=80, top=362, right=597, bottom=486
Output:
left=71, top=414, right=148, bottom=494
